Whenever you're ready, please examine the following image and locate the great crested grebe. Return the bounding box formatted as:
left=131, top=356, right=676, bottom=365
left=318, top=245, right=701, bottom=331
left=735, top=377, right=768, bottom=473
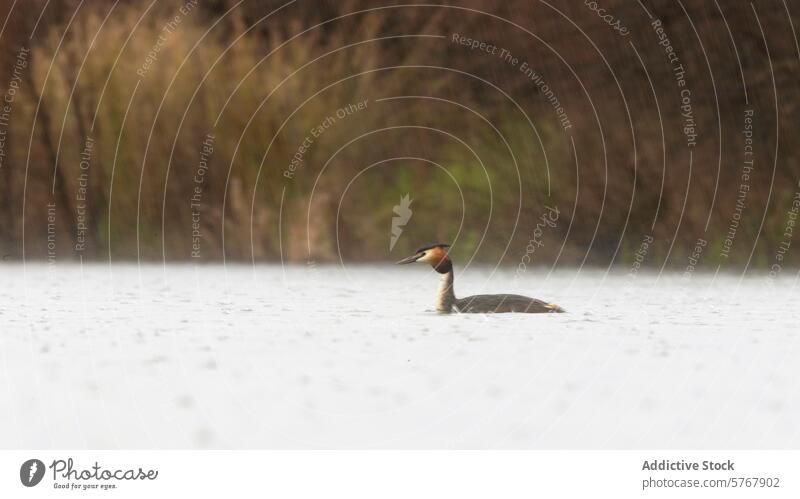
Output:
left=397, top=243, right=565, bottom=314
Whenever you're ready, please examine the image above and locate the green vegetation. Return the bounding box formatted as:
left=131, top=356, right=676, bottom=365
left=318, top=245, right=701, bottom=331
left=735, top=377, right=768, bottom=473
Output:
left=0, top=0, right=797, bottom=269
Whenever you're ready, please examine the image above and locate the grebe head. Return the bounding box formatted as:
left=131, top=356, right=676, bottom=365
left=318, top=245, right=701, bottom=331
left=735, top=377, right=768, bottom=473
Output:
left=396, top=243, right=452, bottom=273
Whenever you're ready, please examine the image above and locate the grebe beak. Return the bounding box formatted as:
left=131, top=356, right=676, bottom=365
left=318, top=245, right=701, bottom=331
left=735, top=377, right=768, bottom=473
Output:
left=396, top=252, right=422, bottom=264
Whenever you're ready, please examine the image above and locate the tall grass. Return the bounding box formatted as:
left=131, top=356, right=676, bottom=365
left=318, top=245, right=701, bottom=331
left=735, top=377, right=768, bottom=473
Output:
left=1, top=0, right=798, bottom=268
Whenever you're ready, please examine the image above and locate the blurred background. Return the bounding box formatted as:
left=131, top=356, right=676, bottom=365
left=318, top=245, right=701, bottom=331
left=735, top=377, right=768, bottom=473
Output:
left=0, top=0, right=797, bottom=269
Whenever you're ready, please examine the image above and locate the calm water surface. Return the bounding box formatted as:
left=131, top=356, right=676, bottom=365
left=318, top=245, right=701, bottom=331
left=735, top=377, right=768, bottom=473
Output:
left=1, top=264, right=797, bottom=449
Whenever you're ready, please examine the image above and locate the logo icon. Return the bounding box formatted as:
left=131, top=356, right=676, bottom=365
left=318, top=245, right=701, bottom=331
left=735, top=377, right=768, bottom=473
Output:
left=390, top=194, right=413, bottom=251
left=20, top=459, right=45, bottom=487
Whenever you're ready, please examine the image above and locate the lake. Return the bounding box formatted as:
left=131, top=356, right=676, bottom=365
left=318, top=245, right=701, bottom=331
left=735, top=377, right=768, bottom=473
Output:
left=1, top=263, right=797, bottom=449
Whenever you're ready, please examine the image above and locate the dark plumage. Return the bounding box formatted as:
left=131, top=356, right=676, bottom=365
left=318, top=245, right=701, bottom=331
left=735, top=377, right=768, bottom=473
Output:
left=455, top=294, right=563, bottom=313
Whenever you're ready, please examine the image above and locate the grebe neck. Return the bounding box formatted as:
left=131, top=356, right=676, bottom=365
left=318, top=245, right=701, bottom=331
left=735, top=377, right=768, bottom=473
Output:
left=436, top=268, right=455, bottom=313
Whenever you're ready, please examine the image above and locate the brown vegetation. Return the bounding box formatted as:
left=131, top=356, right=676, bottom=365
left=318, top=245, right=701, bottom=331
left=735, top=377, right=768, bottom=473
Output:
left=0, top=0, right=798, bottom=269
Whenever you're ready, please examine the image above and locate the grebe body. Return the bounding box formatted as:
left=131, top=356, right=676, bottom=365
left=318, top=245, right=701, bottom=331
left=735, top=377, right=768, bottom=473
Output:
left=397, top=243, right=564, bottom=314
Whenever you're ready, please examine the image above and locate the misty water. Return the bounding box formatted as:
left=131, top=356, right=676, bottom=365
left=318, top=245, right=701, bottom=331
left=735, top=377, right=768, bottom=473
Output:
left=1, top=263, right=797, bottom=449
